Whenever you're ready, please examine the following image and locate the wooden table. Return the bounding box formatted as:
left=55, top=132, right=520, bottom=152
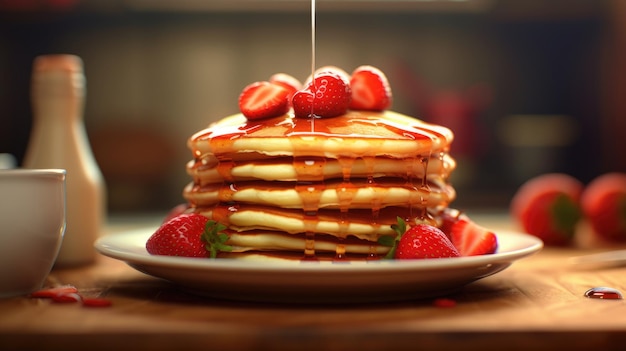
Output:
left=2, top=213, right=626, bottom=351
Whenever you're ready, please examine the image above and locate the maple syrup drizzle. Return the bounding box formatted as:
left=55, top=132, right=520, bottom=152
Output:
left=309, top=0, right=317, bottom=131
left=185, top=0, right=454, bottom=260
left=302, top=0, right=319, bottom=259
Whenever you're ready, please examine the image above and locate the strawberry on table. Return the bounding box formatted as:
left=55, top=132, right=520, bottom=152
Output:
left=379, top=217, right=460, bottom=260
left=510, top=173, right=583, bottom=246
left=450, top=219, right=498, bottom=256
left=30, top=285, right=79, bottom=298
left=146, top=213, right=232, bottom=258
left=349, top=65, right=392, bottom=111
left=581, top=172, right=626, bottom=242
left=239, top=81, right=291, bottom=120
left=292, top=70, right=352, bottom=119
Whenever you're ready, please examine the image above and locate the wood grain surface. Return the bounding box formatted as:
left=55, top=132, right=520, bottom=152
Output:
left=2, top=214, right=626, bottom=351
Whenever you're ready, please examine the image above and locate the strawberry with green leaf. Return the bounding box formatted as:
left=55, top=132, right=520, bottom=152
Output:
left=146, top=213, right=232, bottom=258
left=510, top=173, right=583, bottom=246
left=378, top=217, right=460, bottom=260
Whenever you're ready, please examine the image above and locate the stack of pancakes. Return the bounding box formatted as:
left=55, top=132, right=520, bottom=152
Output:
left=184, top=110, right=456, bottom=260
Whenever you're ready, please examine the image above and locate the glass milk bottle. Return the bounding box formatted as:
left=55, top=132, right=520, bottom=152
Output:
left=23, top=54, right=106, bottom=266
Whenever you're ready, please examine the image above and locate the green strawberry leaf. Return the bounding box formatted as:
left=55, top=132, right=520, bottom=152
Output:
left=378, top=216, right=407, bottom=259
left=551, top=194, right=582, bottom=238
left=201, top=220, right=233, bottom=258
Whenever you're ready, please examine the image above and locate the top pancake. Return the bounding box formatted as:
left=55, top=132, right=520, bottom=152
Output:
left=188, top=110, right=453, bottom=160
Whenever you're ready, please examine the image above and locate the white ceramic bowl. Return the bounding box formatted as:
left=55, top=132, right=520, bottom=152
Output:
left=0, top=169, right=66, bottom=297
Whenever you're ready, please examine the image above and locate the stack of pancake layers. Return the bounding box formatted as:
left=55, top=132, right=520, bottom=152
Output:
left=184, top=110, right=456, bottom=261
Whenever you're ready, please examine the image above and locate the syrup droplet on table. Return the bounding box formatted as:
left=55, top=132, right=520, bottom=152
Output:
left=584, top=287, right=623, bottom=300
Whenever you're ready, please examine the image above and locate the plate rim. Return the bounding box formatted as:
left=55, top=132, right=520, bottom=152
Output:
left=95, top=228, right=543, bottom=273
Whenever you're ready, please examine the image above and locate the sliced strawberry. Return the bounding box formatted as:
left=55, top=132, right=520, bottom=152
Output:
left=349, top=65, right=392, bottom=111
left=510, top=173, right=583, bottom=246
left=30, top=285, right=79, bottom=298
left=82, top=297, right=113, bottom=307
left=439, top=208, right=469, bottom=239
left=51, top=292, right=82, bottom=303
left=238, top=81, right=290, bottom=120
left=581, top=173, right=626, bottom=242
left=269, top=73, right=302, bottom=104
left=292, top=71, right=352, bottom=119
left=450, top=219, right=498, bottom=256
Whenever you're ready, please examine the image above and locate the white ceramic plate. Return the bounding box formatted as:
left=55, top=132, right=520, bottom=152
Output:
left=95, top=229, right=542, bottom=303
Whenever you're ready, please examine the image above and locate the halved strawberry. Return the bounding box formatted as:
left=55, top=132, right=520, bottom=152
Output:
left=581, top=172, right=626, bottom=242
left=439, top=208, right=470, bottom=239
left=349, top=65, right=392, bottom=111
left=510, top=173, right=583, bottom=246
left=292, top=71, right=352, bottom=119
left=269, top=73, right=302, bottom=104
left=238, top=81, right=290, bottom=120
left=450, top=219, right=498, bottom=256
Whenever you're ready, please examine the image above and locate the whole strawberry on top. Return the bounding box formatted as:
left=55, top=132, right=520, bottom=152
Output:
left=292, top=69, right=352, bottom=119
left=510, top=173, right=583, bottom=246
left=237, top=65, right=393, bottom=121
left=581, top=172, right=626, bottom=242
left=146, top=213, right=232, bottom=258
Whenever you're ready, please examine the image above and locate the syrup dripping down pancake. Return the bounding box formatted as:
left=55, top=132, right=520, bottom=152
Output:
left=184, top=110, right=455, bottom=259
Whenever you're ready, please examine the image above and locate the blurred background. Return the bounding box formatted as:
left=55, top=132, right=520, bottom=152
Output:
left=0, top=0, right=624, bottom=215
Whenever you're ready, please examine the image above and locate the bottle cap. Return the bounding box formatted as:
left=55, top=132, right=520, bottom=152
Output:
left=33, top=54, right=83, bottom=74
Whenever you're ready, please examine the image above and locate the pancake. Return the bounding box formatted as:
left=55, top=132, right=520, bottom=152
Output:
left=183, top=108, right=456, bottom=260
left=188, top=110, right=452, bottom=159
left=187, top=154, right=455, bottom=183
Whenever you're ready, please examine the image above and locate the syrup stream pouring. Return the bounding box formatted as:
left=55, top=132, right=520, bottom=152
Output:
left=568, top=249, right=626, bottom=268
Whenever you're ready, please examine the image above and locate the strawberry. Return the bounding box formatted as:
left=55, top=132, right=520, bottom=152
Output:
left=379, top=217, right=460, bottom=259
left=51, top=293, right=82, bottom=303
left=30, top=285, right=78, bottom=298
left=304, top=66, right=351, bottom=86
left=581, top=172, right=626, bottom=242
left=238, top=81, right=290, bottom=120
left=349, top=65, right=392, bottom=111
left=82, top=297, right=113, bottom=308
left=292, top=71, right=352, bottom=119
left=510, top=173, right=583, bottom=246
left=450, top=219, right=498, bottom=256
left=269, top=73, right=302, bottom=104
left=146, top=213, right=232, bottom=258
left=439, top=208, right=470, bottom=239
